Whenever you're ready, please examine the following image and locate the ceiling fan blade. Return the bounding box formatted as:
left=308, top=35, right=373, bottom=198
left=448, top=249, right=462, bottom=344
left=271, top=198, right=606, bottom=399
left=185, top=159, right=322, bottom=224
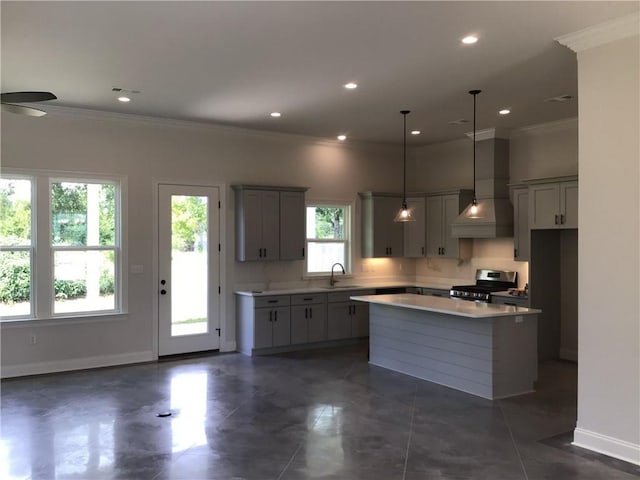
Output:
left=1, top=91, right=57, bottom=103
left=1, top=103, right=47, bottom=117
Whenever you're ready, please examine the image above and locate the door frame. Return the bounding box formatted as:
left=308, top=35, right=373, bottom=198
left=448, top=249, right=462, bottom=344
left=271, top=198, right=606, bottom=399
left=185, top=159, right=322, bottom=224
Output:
left=151, top=179, right=228, bottom=359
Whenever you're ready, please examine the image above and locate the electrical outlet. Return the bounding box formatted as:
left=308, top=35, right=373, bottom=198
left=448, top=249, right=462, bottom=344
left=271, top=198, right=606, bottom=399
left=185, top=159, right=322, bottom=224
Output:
left=515, top=315, right=523, bottom=324
left=30, top=334, right=37, bottom=345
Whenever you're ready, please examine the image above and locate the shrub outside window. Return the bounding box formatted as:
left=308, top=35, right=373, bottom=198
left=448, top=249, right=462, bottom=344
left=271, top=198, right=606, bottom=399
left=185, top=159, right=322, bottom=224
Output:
left=305, top=204, right=351, bottom=275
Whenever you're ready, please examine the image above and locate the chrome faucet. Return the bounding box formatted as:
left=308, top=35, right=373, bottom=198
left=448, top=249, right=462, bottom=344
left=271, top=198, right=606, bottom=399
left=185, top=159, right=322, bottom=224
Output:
left=330, top=262, right=346, bottom=287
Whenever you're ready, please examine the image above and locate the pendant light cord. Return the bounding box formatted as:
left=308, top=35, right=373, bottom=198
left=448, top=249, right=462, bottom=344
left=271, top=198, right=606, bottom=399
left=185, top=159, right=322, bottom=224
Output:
left=401, top=110, right=410, bottom=207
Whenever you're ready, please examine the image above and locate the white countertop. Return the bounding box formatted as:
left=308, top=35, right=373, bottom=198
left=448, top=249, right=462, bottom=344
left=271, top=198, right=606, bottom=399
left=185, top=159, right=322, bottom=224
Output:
left=350, top=293, right=541, bottom=318
left=235, top=282, right=452, bottom=297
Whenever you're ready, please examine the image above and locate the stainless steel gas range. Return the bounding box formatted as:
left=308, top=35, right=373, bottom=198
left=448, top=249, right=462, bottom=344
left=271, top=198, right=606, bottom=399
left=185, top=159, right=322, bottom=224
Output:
left=450, top=269, right=517, bottom=303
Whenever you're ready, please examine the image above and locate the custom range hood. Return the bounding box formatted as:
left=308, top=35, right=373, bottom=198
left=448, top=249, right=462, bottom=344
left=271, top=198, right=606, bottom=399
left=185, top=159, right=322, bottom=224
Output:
left=451, top=131, right=514, bottom=238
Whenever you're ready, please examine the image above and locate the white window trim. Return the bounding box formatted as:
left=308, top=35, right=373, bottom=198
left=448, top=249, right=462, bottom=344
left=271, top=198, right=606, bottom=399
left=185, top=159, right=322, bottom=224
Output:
left=1, top=168, right=128, bottom=322
left=304, top=200, right=353, bottom=278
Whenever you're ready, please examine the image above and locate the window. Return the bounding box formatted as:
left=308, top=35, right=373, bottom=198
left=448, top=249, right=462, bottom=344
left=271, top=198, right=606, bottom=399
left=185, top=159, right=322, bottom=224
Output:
left=0, top=177, right=33, bottom=317
left=305, top=203, right=351, bottom=275
left=0, top=171, right=123, bottom=321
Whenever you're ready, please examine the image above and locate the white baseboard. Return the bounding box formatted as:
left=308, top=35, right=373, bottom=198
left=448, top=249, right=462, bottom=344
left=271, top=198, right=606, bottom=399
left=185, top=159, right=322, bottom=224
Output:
left=559, top=347, right=578, bottom=362
left=1, top=351, right=154, bottom=379
left=573, top=427, right=640, bottom=466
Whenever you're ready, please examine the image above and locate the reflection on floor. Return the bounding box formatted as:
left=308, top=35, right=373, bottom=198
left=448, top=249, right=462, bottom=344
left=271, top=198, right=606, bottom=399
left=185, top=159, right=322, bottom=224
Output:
left=2, top=343, right=639, bottom=480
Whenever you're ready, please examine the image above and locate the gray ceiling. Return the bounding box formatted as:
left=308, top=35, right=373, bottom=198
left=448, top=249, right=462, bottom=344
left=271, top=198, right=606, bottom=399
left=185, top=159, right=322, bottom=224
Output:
left=2, top=1, right=638, bottom=145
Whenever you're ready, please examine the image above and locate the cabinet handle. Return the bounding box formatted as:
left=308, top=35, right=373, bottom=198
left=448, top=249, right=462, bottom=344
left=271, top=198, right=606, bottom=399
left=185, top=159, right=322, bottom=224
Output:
left=268, top=300, right=278, bottom=304
left=560, top=214, right=565, bottom=224
left=352, top=305, right=356, bottom=315
left=554, top=214, right=559, bottom=225
left=514, top=248, right=517, bottom=258
left=442, top=247, right=445, bottom=255
left=302, top=247, right=305, bottom=258
left=303, top=297, right=313, bottom=301
left=305, top=307, right=308, bottom=319
left=421, top=246, right=424, bottom=255
left=269, top=311, right=272, bottom=322
left=390, top=247, right=392, bottom=256
left=264, top=248, right=267, bottom=258
left=274, top=310, right=278, bottom=322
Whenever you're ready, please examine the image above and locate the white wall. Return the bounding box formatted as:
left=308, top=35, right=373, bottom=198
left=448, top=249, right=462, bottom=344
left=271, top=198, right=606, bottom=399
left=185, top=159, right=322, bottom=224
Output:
left=0, top=109, right=407, bottom=375
left=572, top=34, right=640, bottom=464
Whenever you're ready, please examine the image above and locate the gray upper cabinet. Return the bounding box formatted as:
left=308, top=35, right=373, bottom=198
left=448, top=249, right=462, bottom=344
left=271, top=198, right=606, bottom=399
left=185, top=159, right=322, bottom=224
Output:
left=528, top=177, right=578, bottom=230
left=360, top=192, right=404, bottom=258
left=233, top=185, right=308, bottom=261
left=426, top=191, right=473, bottom=259
left=512, top=186, right=530, bottom=261
left=403, top=196, right=426, bottom=257
left=279, top=190, right=306, bottom=260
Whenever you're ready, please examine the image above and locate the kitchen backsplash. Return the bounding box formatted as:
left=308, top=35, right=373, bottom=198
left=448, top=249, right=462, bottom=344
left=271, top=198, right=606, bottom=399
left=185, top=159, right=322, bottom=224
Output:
left=415, top=237, right=529, bottom=288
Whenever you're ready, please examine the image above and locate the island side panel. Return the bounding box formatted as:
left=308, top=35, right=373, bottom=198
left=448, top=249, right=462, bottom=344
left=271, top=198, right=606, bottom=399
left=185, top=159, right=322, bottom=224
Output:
left=368, top=303, right=496, bottom=399
left=492, top=314, right=538, bottom=399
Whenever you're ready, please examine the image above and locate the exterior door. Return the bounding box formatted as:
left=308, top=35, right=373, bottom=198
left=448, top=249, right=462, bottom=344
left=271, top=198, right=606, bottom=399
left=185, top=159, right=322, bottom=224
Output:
left=158, top=184, right=220, bottom=356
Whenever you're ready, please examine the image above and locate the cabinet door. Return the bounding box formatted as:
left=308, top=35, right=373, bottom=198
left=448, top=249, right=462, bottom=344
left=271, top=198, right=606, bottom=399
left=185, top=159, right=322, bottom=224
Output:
left=254, top=308, right=274, bottom=349
left=307, top=303, right=327, bottom=343
left=240, top=190, right=263, bottom=261
left=290, top=305, right=308, bottom=345
left=426, top=196, right=443, bottom=256
left=404, top=196, right=425, bottom=257
left=373, top=196, right=404, bottom=257
left=280, top=190, right=306, bottom=260
left=513, top=188, right=530, bottom=261
left=351, top=302, right=370, bottom=338
left=560, top=181, right=578, bottom=228
left=327, top=302, right=352, bottom=340
left=271, top=307, right=291, bottom=347
left=530, top=183, right=560, bottom=229
left=442, top=194, right=461, bottom=258
left=260, top=191, right=280, bottom=259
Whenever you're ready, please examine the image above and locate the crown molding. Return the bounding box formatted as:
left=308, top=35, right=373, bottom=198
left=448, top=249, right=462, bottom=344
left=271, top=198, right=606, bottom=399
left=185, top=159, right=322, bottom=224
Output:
left=511, top=117, right=578, bottom=137
left=464, top=127, right=510, bottom=141
left=555, top=12, right=640, bottom=53
left=31, top=104, right=394, bottom=150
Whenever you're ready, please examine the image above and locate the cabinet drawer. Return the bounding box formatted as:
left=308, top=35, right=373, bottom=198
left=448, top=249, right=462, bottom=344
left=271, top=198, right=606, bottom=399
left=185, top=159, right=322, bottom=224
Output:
left=253, top=295, right=291, bottom=308
left=290, top=293, right=327, bottom=305
left=327, top=289, right=375, bottom=303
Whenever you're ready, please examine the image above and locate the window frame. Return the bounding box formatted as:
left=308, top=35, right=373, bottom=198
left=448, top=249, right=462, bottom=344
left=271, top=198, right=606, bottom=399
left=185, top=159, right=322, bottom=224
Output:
left=0, top=168, right=127, bottom=323
left=304, top=200, right=353, bottom=278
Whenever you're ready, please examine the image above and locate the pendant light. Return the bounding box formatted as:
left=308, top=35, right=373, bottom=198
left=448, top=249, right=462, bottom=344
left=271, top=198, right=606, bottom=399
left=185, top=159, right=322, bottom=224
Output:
left=394, top=110, right=415, bottom=222
left=469, top=89, right=481, bottom=217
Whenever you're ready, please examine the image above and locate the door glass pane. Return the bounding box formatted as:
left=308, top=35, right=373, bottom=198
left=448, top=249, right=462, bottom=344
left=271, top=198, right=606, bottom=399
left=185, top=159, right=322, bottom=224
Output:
left=171, top=195, right=208, bottom=336
left=53, top=250, right=115, bottom=314
left=0, top=250, right=31, bottom=317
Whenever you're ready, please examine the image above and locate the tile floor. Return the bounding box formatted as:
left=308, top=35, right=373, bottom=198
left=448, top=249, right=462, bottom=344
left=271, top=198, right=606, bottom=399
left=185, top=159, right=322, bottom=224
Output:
left=2, top=343, right=639, bottom=480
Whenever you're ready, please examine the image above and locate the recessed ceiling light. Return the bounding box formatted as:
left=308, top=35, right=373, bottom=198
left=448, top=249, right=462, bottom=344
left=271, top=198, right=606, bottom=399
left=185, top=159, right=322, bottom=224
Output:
left=410, top=130, right=421, bottom=135
left=499, top=109, right=511, bottom=115
left=270, top=112, right=281, bottom=118
left=344, top=82, right=358, bottom=89
left=337, top=134, right=347, bottom=141
left=462, top=35, right=478, bottom=45
left=118, top=96, right=131, bottom=103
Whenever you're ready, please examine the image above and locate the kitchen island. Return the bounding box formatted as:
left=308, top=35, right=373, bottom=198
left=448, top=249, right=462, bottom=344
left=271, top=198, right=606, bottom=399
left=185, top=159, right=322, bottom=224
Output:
left=351, top=293, right=541, bottom=400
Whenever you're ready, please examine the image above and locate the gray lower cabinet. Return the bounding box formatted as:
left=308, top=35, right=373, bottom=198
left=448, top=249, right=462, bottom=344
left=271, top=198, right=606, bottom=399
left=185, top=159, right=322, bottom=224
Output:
left=420, top=287, right=450, bottom=298
left=290, top=293, right=327, bottom=344
left=492, top=295, right=529, bottom=308
left=237, top=294, right=291, bottom=354
left=254, top=306, right=291, bottom=349
left=327, top=289, right=374, bottom=339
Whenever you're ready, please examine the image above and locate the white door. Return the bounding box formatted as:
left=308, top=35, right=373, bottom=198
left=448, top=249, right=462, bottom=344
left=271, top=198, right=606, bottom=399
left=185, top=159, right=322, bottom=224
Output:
left=158, top=184, right=220, bottom=356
